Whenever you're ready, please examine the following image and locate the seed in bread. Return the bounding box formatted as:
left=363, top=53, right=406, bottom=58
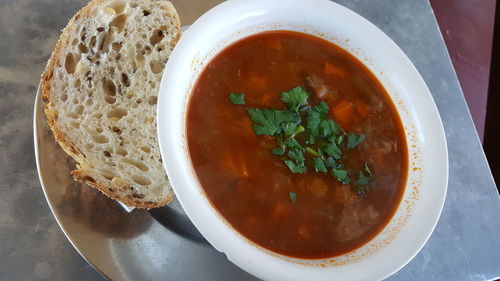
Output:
left=41, top=0, right=181, bottom=208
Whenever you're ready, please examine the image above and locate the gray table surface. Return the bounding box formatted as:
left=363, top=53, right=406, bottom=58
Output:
left=1, top=0, right=499, bottom=280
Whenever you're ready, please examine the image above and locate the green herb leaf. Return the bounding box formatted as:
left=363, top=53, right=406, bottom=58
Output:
left=288, top=148, right=305, bottom=163
left=314, top=101, right=330, bottom=116
left=330, top=134, right=344, bottom=146
left=347, top=133, right=366, bottom=149
left=289, top=191, right=297, bottom=204
left=356, top=171, right=370, bottom=185
left=291, top=125, right=305, bottom=137
left=332, top=168, right=350, bottom=184
left=364, top=162, right=373, bottom=176
left=281, top=87, right=309, bottom=112
left=319, top=119, right=341, bottom=138
left=272, top=147, right=285, bottom=156
left=312, top=158, right=327, bottom=172
left=306, top=147, right=321, bottom=157
left=284, top=160, right=306, bottom=173
left=228, top=93, right=245, bottom=104
left=323, top=142, right=342, bottom=160
left=284, top=138, right=302, bottom=150
left=306, top=112, right=321, bottom=137
left=246, top=108, right=297, bottom=136
left=282, top=122, right=298, bottom=136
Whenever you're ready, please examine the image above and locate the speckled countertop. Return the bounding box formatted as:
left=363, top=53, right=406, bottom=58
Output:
left=1, top=0, right=499, bottom=280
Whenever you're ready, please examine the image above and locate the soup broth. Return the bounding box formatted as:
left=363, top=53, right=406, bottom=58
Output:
left=186, top=31, right=407, bottom=259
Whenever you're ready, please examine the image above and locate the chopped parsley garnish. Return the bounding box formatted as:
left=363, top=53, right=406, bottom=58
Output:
left=281, top=87, right=309, bottom=112
left=347, top=133, right=366, bottom=149
left=284, top=160, right=306, bottom=173
left=228, top=93, right=245, bottom=105
left=355, top=170, right=371, bottom=196
left=228, top=87, right=374, bottom=195
left=246, top=108, right=297, bottom=135
left=284, top=138, right=302, bottom=150
left=271, top=147, right=285, bottom=155
left=332, top=168, right=350, bottom=184
left=323, top=142, right=342, bottom=160
left=356, top=171, right=370, bottom=185
left=288, top=148, right=305, bottom=163
left=312, top=158, right=327, bottom=172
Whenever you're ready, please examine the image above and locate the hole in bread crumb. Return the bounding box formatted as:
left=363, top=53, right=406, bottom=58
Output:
left=99, top=33, right=113, bottom=52
left=85, top=143, right=94, bottom=149
left=89, top=36, right=97, bottom=49
left=92, top=134, right=109, bottom=144
left=141, top=146, right=150, bottom=153
left=123, top=158, right=149, bottom=171
left=150, top=29, right=164, bottom=45
left=74, top=79, right=81, bottom=88
left=93, top=112, right=103, bottom=118
left=85, top=99, right=93, bottom=106
left=71, top=38, right=79, bottom=46
left=112, top=42, right=122, bottom=52
left=72, top=98, right=79, bottom=104
left=109, top=0, right=126, bottom=14
left=65, top=53, right=76, bottom=74
left=107, top=108, right=127, bottom=119
left=99, top=169, right=116, bottom=180
left=61, top=94, right=68, bottom=101
left=132, top=175, right=151, bottom=186
left=96, top=127, right=103, bottom=133
left=115, top=147, right=128, bottom=156
left=121, top=73, right=131, bottom=87
left=143, top=10, right=151, bottom=16
left=81, top=28, right=87, bottom=41
left=110, top=14, right=127, bottom=32
left=70, top=121, right=80, bottom=128
left=105, top=96, right=116, bottom=104
left=78, top=43, right=89, bottom=53
left=103, top=79, right=117, bottom=96
left=149, top=59, right=163, bottom=74
left=108, top=67, right=115, bottom=74
left=148, top=96, right=157, bottom=105
left=75, top=105, right=84, bottom=115
left=67, top=112, right=79, bottom=119
left=130, top=2, right=138, bottom=8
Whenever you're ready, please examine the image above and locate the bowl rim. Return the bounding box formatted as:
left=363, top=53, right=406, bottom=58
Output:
left=157, top=0, right=448, bottom=280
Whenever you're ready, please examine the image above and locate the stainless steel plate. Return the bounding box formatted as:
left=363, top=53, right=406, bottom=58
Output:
left=33, top=1, right=257, bottom=279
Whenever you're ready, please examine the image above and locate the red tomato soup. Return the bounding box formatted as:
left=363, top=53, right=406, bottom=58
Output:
left=186, top=31, right=407, bottom=259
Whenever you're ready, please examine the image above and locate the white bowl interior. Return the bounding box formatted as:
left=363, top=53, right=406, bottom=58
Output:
left=157, top=0, right=448, bottom=280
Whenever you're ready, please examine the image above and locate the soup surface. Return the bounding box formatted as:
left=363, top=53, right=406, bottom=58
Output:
left=186, top=31, right=407, bottom=259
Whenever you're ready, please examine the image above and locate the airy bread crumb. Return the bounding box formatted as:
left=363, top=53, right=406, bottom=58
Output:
left=41, top=0, right=181, bottom=208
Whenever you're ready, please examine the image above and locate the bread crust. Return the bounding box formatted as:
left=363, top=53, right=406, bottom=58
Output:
left=41, top=0, right=180, bottom=209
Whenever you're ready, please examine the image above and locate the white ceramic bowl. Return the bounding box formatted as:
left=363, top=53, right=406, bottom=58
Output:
left=157, top=0, right=448, bottom=280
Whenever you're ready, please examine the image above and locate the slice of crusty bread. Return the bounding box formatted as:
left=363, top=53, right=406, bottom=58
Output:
left=41, top=0, right=181, bottom=208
